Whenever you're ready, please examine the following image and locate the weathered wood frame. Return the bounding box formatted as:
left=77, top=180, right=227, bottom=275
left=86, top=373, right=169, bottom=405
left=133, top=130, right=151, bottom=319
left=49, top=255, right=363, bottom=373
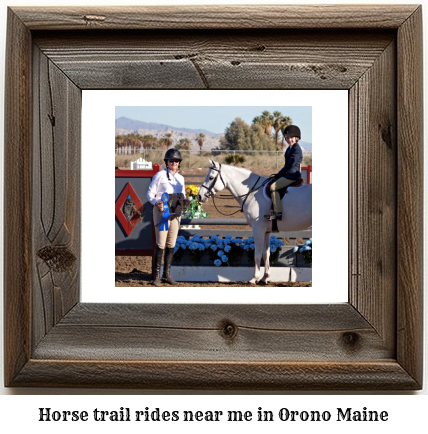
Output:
left=4, top=5, right=423, bottom=389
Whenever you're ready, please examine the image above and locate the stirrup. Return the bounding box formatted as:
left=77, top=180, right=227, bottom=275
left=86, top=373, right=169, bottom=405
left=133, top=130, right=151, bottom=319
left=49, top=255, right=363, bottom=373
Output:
left=264, top=211, right=282, bottom=221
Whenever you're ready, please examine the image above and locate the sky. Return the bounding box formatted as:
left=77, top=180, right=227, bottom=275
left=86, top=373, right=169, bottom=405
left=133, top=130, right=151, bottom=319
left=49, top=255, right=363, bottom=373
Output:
left=115, top=106, right=312, bottom=142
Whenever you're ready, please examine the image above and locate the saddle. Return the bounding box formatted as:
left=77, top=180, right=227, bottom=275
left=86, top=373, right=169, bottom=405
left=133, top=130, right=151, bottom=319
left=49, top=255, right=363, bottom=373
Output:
left=265, top=177, right=305, bottom=200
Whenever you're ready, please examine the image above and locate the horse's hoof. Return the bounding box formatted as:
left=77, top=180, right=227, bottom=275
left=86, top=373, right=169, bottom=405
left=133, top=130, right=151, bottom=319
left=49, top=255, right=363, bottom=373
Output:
left=249, top=278, right=257, bottom=284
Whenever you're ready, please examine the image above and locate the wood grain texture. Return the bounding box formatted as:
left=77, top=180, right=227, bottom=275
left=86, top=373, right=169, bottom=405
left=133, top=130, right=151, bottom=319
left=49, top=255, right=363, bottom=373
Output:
left=3, top=6, right=423, bottom=390
left=396, top=6, right=424, bottom=386
left=12, top=5, right=419, bottom=30
left=349, top=39, right=397, bottom=351
left=3, top=8, right=32, bottom=388
left=32, top=304, right=391, bottom=362
left=34, top=31, right=393, bottom=90
left=32, top=46, right=81, bottom=347
left=12, top=361, right=419, bottom=390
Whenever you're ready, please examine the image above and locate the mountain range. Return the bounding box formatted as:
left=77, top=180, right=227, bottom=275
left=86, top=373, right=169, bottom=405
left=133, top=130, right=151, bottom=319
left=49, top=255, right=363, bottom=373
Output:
left=115, top=117, right=312, bottom=151
left=116, top=117, right=216, bottom=136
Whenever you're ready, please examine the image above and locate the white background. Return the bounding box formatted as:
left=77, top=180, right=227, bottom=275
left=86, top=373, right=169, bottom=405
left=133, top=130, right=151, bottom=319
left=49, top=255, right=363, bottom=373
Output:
left=82, top=89, right=348, bottom=303
left=0, top=0, right=427, bottom=430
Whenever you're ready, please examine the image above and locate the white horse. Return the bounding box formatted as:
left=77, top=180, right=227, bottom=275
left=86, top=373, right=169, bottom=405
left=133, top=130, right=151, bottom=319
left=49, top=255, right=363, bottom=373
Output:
left=197, top=160, right=312, bottom=284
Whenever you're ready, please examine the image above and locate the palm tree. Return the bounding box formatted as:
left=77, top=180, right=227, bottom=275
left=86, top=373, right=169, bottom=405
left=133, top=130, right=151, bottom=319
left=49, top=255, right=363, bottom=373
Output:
left=159, top=133, right=173, bottom=149
left=195, top=133, right=205, bottom=153
left=177, top=138, right=191, bottom=150
left=117, top=133, right=143, bottom=153
left=252, top=111, right=275, bottom=137
left=261, top=110, right=274, bottom=136
left=272, top=111, right=284, bottom=147
left=142, top=134, right=157, bottom=149
left=280, top=116, right=293, bottom=149
left=115, top=135, right=125, bottom=150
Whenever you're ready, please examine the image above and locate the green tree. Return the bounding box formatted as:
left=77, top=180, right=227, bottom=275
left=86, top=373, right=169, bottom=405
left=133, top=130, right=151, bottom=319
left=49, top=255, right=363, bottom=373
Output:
left=219, top=117, right=275, bottom=151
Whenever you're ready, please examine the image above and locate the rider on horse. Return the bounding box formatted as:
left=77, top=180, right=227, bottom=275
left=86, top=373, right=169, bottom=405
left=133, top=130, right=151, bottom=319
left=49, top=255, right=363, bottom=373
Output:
left=265, top=125, right=303, bottom=221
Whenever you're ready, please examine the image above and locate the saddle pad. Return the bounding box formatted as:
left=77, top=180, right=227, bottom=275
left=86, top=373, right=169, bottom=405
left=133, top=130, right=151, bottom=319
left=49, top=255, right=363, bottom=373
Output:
left=263, top=184, right=272, bottom=202
left=263, top=179, right=305, bottom=201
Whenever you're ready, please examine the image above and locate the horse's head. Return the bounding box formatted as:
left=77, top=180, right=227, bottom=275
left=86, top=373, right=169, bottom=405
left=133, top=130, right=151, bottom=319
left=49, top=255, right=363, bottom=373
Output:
left=197, top=160, right=227, bottom=203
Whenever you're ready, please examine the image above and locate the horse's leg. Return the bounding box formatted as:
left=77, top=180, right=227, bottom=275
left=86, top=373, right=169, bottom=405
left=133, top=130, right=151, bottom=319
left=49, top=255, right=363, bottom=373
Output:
left=249, top=231, right=265, bottom=284
left=259, top=232, right=271, bottom=284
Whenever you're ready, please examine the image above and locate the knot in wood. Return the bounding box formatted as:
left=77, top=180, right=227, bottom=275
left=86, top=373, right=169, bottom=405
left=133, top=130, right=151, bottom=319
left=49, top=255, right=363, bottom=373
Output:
left=341, top=332, right=361, bottom=350
left=219, top=320, right=238, bottom=340
left=37, top=245, right=76, bottom=272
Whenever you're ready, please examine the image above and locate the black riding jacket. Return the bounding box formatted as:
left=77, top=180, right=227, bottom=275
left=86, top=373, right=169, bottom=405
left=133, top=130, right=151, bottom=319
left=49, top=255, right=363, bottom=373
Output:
left=276, top=143, right=303, bottom=181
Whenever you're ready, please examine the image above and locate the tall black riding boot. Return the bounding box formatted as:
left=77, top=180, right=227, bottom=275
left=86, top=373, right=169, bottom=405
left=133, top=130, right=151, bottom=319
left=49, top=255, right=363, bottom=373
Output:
left=152, top=246, right=164, bottom=286
left=162, top=247, right=177, bottom=285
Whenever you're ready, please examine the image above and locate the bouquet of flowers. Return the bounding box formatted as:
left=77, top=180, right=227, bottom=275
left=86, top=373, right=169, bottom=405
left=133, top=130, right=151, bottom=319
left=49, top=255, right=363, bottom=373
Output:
left=183, top=184, right=208, bottom=219
left=293, top=239, right=312, bottom=267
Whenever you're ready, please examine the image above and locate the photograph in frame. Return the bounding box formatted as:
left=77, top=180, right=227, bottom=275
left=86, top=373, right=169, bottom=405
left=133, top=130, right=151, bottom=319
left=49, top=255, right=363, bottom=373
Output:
left=114, top=105, right=315, bottom=289
left=3, top=5, right=423, bottom=390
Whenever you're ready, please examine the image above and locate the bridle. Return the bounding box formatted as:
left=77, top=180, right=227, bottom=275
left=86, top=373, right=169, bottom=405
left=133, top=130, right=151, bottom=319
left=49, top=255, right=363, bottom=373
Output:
left=200, top=164, right=227, bottom=199
left=200, top=164, right=273, bottom=216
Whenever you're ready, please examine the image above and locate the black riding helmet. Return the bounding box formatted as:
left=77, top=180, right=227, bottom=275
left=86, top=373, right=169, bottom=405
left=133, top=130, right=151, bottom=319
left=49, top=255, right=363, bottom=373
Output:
left=164, top=148, right=182, bottom=164
left=283, top=125, right=301, bottom=140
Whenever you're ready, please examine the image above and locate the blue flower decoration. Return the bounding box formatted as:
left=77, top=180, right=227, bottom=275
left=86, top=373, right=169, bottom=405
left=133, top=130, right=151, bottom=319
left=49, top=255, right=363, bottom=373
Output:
left=217, top=250, right=224, bottom=257
left=214, top=259, right=222, bottom=266
left=224, top=245, right=231, bottom=252
left=221, top=255, right=228, bottom=263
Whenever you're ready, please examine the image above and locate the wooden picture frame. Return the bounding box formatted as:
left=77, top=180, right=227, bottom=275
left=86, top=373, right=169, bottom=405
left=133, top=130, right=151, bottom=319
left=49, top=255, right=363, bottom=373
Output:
left=4, top=5, right=423, bottom=389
